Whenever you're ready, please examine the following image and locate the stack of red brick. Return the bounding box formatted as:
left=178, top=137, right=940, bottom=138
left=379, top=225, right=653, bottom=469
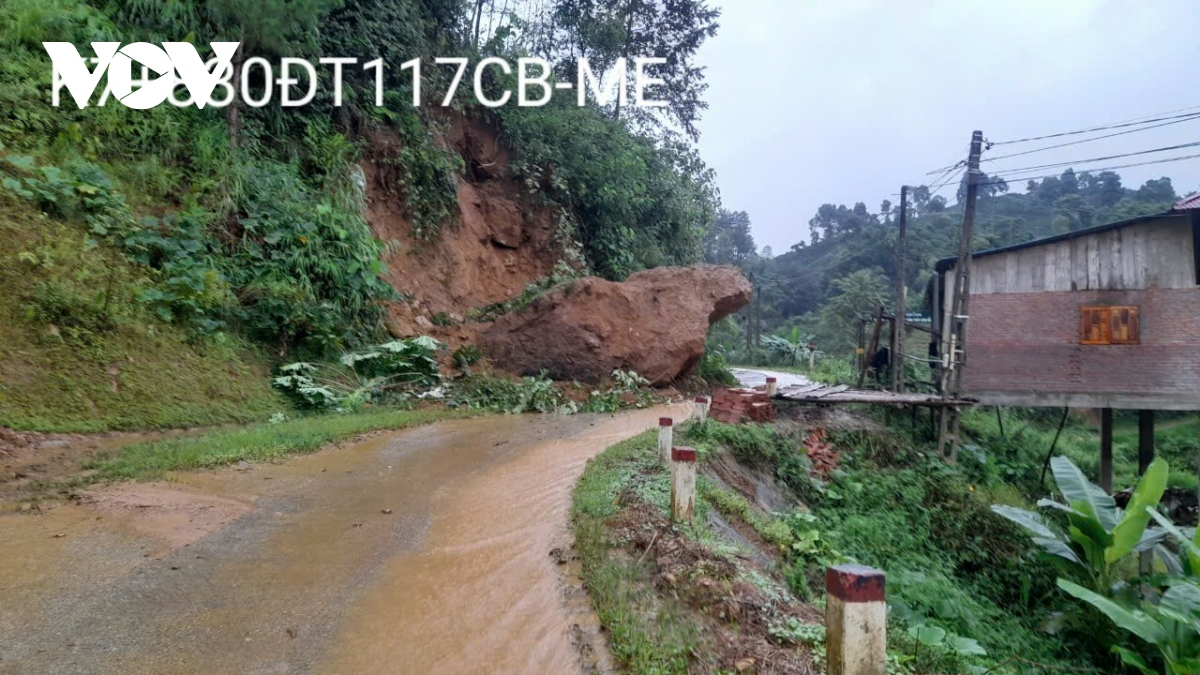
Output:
left=709, top=388, right=776, bottom=424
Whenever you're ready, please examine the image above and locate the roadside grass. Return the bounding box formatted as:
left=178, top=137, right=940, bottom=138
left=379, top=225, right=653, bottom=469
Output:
left=85, top=407, right=476, bottom=482
left=571, top=431, right=702, bottom=674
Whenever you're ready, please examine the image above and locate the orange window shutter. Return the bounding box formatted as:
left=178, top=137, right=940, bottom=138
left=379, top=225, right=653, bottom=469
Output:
left=1080, top=307, right=1111, bottom=344
left=1110, top=306, right=1140, bottom=345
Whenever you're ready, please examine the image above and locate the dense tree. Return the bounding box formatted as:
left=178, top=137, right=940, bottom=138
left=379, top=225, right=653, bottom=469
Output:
left=551, top=0, right=720, bottom=140
left=1136, top=177, right=1176, bottom=204
left=704, top=209, right=755, bottom=265
left=1079, top=170, right=1124, bottom=207
left=956, top=169, right=1008, bottom=203
left=211, top=0, right=342, bottom=146
left=807, top=202, right=879, bottom=243
left=110, top=0, right=344, bottom=146
left=4, top=0, right=723, bottom=353
left=814, top=268, right=891, bottom=355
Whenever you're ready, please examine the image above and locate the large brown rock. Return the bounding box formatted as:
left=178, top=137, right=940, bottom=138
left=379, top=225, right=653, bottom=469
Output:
left=480, top=265, right=752, bottom=385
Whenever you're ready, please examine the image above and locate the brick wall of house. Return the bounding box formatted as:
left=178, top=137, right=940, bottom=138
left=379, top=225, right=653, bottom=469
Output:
left=964, top=288, right=1200, bottom=397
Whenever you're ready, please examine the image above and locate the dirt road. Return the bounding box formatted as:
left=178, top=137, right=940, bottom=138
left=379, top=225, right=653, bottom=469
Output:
left=729, top=367, right=812, bottom=389
left=0, top=406, right=686, bottom=675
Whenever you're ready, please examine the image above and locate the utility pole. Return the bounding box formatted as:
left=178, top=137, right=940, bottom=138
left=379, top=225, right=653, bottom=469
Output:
left=754, top=283, right=762, bottom=348
left=891, top=186, right=908, bottom=393
left=746, top=273, right=755, bottom=354
left=938, top=131, right=983, bottom=462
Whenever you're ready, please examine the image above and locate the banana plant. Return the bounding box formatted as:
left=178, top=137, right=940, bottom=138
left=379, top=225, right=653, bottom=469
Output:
left=1058, top=577, right=1200, bottom=674
left=992, top=455, right=1168, bottom=594
left=1146, top=508, right=1200, bottom=577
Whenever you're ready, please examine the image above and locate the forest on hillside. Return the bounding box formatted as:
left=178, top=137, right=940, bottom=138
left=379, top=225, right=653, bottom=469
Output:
left=0, top=0, right=722, bottom=352
left=0, top=0, right=729, bottom=429
left=706, top=167, right=1190, bottom=362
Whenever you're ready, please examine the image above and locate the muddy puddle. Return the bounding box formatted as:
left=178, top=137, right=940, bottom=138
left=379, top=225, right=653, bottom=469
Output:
left=0, top=426, right=212, bottom=504
left=0, top=405, right=686, bottom=675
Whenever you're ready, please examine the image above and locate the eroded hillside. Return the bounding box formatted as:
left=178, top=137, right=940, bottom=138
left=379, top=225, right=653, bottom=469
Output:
left=362, top=114, right=565, bottom=338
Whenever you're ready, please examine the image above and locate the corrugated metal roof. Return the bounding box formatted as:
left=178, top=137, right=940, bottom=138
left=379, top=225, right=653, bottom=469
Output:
left=1175, top=193, right=1200, bottom=210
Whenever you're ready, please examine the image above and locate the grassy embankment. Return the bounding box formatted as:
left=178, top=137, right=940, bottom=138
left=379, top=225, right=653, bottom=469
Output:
left=571, top=409, right=1131, bottom=673
left=571, top=426, right=842, bottom=673
left=0, top=198, right=285, bottom=432
left=572, top=432, right=707, bottom=673
left=84, top=407, right=476, bottom=482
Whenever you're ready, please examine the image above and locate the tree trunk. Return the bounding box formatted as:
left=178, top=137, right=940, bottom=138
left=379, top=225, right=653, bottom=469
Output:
left=613, top=0, right=635, bottom=121
left=473, top=0, right=486, bottom=43
left=226, top=35, right=244, bottom=150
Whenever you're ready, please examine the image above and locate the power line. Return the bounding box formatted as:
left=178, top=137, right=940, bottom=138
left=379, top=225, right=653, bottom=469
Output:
left=928, top=151, right=1200, bottom=192
left=983, top=113, right=1200, bottom=163
left=991, top=109, right=1200, bottom=146
left=1102, top=103, right=1200, bottom=126
left=932, top=134, right=1200, bottom=178
left=925, top=162, right=965, bottom=194
left=922, top=144, right=971, bottom=176
left=980, top=141, right=1200, bottom=178
left=926, top=105, right=1200, bottom=175
left=928, top=167, right=965, bottom=201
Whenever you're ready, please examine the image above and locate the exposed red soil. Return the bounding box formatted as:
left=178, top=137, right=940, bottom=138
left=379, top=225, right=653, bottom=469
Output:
left=361, top=112, right=564, bottom=348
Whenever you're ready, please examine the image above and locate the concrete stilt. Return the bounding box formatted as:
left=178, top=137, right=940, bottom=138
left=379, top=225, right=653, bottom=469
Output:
left=670, top=447, right=697, bottom=521
left=658, top=417, right=674, bottom=464
left=765, top=376, right=778, bottom=397
left=826, top=564, right=887, bottom=675
left=693, top=396, right=708, bottom=423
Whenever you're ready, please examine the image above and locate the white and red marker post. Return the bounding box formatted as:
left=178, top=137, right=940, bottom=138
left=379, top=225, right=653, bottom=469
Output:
left=693, top=396, right=708, bottom=423
left=826, top=564, right=887, bottom=675
left=669, top=446, right=697, bottom=521
left=658, top=417, right=673, bottom=464
left=765, top=376, right=778, bottom=397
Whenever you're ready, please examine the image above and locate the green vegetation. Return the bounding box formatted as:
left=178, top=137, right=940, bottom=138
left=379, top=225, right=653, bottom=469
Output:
left=445, top=369, right=657, bottom=414
left=0, top=197, right=284, bottom=432
left=957, top=407, right=1200, bottom=496
left=87, top=407, right=473, bottom=481
left=1060, top=577, right=1200, bottom=675
left=993, top=456, right=1167, bottom=595
left=272, top=336, right=444, bottom=411
left=574, top=407, right=1197, bottom=672
left=573, top=421, right=999, bottom=673
left=0, top=0, right=726, bottom=432
left=572, top=432, right=703, bottom=674
left=694, top=351, right=738, bottom=386
left=994, top=454, right=1200, bottom=674
left=682, top=419, right=1066, bottom=670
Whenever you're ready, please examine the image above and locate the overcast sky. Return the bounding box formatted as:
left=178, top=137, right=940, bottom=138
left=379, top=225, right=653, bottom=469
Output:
left=695, top=0, right=1200, bottom=254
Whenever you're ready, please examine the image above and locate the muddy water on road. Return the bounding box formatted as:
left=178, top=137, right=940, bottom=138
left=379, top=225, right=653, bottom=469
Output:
left=0, top=406, right=686, bottom=675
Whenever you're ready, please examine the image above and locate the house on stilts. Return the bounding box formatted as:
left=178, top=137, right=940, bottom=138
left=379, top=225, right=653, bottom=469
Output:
left=932, top=194, right=1200, bottom=489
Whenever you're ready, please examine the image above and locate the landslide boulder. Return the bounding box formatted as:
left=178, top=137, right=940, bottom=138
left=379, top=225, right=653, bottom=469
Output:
left=480, top=265, right=751, bottom=385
